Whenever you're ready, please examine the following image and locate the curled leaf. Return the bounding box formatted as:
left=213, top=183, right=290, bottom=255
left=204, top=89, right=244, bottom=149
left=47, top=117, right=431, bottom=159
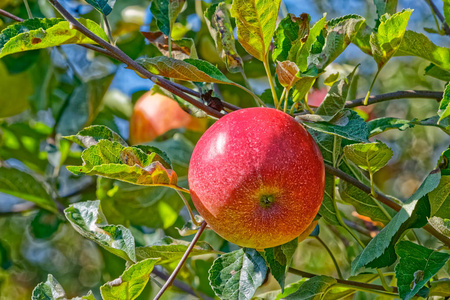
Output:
left=276, top=61, right=300, bottom=89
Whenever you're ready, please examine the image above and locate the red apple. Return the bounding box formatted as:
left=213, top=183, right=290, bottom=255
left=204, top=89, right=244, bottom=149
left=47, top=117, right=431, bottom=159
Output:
left=188, top=107, right=325, bottom=249
left=129, top=91, right=207, bottom=145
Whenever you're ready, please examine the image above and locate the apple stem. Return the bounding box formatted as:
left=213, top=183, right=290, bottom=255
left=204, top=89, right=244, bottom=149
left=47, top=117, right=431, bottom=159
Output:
left=153, top=221, right=207, bottom=300
left=175, top=190, right=201, bottom=226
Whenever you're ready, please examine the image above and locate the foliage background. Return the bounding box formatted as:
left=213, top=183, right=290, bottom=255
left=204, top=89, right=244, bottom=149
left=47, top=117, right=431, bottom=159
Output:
left=0, top=0, right=449, bottom=299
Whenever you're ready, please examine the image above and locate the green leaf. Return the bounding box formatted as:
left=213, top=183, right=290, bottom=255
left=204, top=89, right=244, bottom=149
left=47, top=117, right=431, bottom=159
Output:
left=396, top=30, right=450, bottom=70
left=374, top=0, right=398, bottom=17
left=284, top=276, right=337, bottom=300
left=444, top=0, right=450, bottom=30
left=272, top=13, right=310, bottom=63
left=135, top=236, right=217, bottom=264
left=424, top=64, right=450, bottom=81
left=264, top=238, right=298, bottom=291
left=307, top=15, right=365, bottom=71
left=319, top=173, right=340, bottom=226
left=343, top=141, right=393, bottom=174
left=351, top=169, right=440, bottom=274
left=316, top=66, right=358, bottom=116
left=85, top=0, right=116, bottom=15
left=66, top=139, right=176, bottom=187
left=137, top=56, right=232, bottom=84
left=0, top=167, right=58, bottom=213
left=291, top=15, right=326, bottom=72
left=0, top=61, right=33, bottom=117
left=150, top=0, right=185, bottom=36
left=339, top=180, right=396, bottom=225
left=395, top=241, right=450, bottom=300
left=367, top=117, right=415, bottom=137
left=428, top=175, right=450, bottom=217
left=429, top=279, right=450, bottom=297
left=64, top=200, right=136, bottom=262
left=369, top=9, right=412, bottom=69
left=0, top=18, right=108, bottom=58
left=231, top=0, right=281, bottom=61
left=97, top=178, right=184, bottom=229
left=100, top=258, right=159, bottom=300
left=297, top=109, right=369, bottom=142
left=438, top=83, right=450, bottom=123
left=64, top=125, right=127, bottom=148
left=205, top=2, right=243, bottom=73
left=141, top=31, right=197, bottom=59
left=32, top=274, right=65, bottom=300
left=209, top=248, right=267, bottom=300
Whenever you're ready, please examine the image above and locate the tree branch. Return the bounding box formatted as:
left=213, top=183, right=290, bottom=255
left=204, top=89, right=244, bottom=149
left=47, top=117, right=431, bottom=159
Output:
left=345, top=90, right=443, bottom=108
left=47, top=0, right=225, bottom=119
left=288, top=267, right=398, bottom=294
left=153, top=221, right=208, bottom=300
left=425, top=0, right=450, bottom=35
left=325, top=164, right=450, bottom=248
left=0, top=8, right=24, bottom=22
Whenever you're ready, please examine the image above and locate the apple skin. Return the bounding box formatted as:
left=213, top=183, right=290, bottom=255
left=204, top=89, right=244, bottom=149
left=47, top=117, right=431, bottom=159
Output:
left=129, top=91, right=207, bottom=145
left=188, top=107, right=325, bottom=249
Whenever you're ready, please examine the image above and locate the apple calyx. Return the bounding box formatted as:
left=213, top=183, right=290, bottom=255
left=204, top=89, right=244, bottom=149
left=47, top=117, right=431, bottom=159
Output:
left=259, top=195, right=275, bottom=208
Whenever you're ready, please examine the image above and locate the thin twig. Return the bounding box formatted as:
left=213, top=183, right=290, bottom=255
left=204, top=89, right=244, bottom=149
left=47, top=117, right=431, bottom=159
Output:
left=152, top=268, right=215, bottom=300
left=345, top=90, right=443, bottom=108
left=424, top=0, right=450, bottom=35
left=0, top=8, right=24, bottom=22
left=288, top=267, right=399, bottom=294
left=315, top=236, right=344, bottom=279
left=153, top=221, right=208, bottom=300
left=325, top=164, right=450, bottom=248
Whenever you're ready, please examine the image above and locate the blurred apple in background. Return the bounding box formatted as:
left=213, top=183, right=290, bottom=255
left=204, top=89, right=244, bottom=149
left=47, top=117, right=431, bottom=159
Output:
left=129, top=90, right=207, bottom=144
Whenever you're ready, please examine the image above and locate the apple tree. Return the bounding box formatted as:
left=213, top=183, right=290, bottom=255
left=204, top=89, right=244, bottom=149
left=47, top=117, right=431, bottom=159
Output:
left=0, top=0, right=449, bottom=299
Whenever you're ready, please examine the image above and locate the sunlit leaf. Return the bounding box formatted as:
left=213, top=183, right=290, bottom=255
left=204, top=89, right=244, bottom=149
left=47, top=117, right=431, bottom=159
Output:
left=395, top=241, right=450, bottom=300
left=231, top=0, right=281, bottom=61
left=344, top=142, right=393, bottom=174
left=67, top=139, right=177, bottom=187
left=65, top=200, right=136, bottom=262
left=0, top=167, right=58, bottom=213
left=370, top=9, right=413, bottom=69
left=209, top=248, right=267, bottom=300
left=429, top=279, right=450, bottom=297
left=64, top=125, right=127, bottom=148
left=0, top=18, right=108, bottom=58
left=100, top=258, right=159, bottom=300
left=135, top=236, right=217, bottom=264
left=205, top=2, right=243, bottom=72
left=396, top=30, right=450, bottom=70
